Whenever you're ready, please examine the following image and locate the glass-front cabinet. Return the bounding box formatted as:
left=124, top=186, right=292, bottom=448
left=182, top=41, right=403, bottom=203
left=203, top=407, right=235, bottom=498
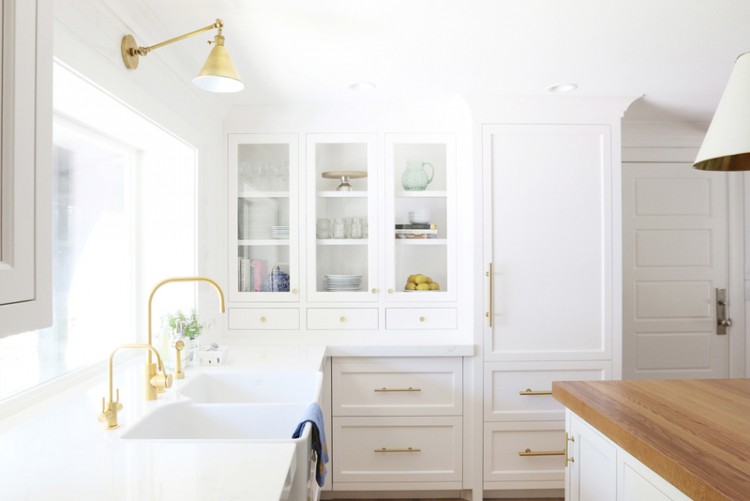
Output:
left=385, top=134, right=456, bottom=302
left=306, top=134, right=378, bottom=302
left=228, top=134, right=299, bottom=302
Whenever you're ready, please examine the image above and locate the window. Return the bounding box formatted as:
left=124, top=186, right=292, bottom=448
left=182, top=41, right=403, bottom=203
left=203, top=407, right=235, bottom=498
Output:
left=0, top=63, right=197, bottom=402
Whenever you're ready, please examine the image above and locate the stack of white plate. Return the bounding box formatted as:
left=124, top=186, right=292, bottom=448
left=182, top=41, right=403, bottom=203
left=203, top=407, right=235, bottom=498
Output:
left=324, top=274, right=362, bottom=291
left=271, top=225, right=289, bottom=239
left=238, top=199, right=276, bottom=240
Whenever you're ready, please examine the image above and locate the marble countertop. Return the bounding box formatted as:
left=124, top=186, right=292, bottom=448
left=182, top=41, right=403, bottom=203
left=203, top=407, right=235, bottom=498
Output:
left=0, top=342, right=471, bottom=500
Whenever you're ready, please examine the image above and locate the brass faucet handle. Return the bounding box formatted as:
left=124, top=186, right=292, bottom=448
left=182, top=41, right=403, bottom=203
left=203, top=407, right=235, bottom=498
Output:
left=150, top=372, right=173, bottom=390
left=98, top=391, right=123, bottom=429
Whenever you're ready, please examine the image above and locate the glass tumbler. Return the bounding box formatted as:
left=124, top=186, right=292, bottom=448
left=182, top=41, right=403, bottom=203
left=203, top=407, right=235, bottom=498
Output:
left=349, top=217, right=364, bottom=239
left=316, top=218, right=331, bottom=239
left=332, top=218, right=347, bottom=239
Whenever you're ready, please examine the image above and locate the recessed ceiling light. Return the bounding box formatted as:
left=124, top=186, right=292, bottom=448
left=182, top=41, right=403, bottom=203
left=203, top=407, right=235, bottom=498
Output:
left=546, top=82, right=578, bottom=93
left=349, top=81, right=377, bottom=92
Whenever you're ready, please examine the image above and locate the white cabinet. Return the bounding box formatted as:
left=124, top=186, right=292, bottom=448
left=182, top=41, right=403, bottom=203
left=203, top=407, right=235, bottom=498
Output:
left=0, top=0, right=52, bottom=337
left=385, top=134, right=456, bottom=302
left=566, top=410, right=691, bottom=501
left=228, top=133, right=299, bottom=303
left=330, top=357, right=463, bottom=490
left=481, top=121, right=621, bottom=493
left=306, top=134, right=378, bottom=303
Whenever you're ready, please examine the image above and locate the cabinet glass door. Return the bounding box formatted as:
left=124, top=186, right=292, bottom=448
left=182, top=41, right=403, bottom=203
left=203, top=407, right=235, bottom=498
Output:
left=307, top=134, right=377, bottom=301
left=228, top=134, right=298, bottom=302
left=385, top=134, right=456, bottom=302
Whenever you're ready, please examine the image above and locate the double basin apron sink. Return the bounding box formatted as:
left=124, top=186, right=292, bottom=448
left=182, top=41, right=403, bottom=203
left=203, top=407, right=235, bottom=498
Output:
left=121, top=371, right=324, bottom=500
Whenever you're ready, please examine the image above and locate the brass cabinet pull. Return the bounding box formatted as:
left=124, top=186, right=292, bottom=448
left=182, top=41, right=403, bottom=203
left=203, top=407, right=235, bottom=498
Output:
left=519, top=388, right=553, bottom=396
left=486, top=262, right=493, bottom=327
left=518, top=448, right=565, bottom=457
left=565, top=432, right=575, bottom=467
left=374, top=447, right=421, bottom=453
left=419, top=316, right=426, bottom=322
left=374, top=386, right=421, bottom=392
left=339, top=316, right=346, bottom=322
left=259, top=316, right=267, bottom=323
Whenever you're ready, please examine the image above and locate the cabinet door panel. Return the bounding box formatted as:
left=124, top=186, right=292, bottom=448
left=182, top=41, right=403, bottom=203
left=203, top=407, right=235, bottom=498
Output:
left=483, top=421, right=565, bottom=489
left=483, top=124, right=614, bottom=360
left=485, top=361, right=610, bottom=421
left=333, top=416, right=462, bottom=483
left=0, top=0, right=52, bottom=336
left=332, top=357, right=462, bottom=416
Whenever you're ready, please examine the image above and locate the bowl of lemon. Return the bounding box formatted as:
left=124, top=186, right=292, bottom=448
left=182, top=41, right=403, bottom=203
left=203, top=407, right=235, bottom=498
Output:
left=404, top=274, right=440, bottom=291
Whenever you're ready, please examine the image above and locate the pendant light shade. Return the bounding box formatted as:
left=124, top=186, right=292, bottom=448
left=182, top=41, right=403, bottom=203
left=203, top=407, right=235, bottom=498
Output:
left=694, top=52, right=750, bottom=171
left=193, top=34, right=244, bottom=93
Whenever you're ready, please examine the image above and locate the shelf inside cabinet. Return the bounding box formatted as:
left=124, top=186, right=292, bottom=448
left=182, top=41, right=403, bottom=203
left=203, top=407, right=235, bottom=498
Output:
left=317, top=191, right=368, bottom=198
left=395, top=238, right=448, bottom=246
left=239, top=239, right=290, bottom=246
left=317, top=239, right=369, bottom=246
left=395, top=190, right=448, bottom=198
left=239, top=191, right=290, bottom=198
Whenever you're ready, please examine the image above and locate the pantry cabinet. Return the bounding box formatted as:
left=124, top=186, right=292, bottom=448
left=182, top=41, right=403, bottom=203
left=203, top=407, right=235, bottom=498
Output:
left=0, top=0, right=52, bottom=337
left=481, top=121, right=622, bottom=493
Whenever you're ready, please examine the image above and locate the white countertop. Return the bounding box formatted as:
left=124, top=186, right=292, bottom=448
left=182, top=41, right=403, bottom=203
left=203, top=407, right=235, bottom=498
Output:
left=0, top=342, right=472, bottom=500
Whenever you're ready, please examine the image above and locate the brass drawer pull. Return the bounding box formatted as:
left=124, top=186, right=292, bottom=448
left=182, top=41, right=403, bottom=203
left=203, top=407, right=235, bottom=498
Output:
left=519, top=388, right=552, bottom=396
left=518, top=448, right=565, bottom=457
left=374, top=447, right=421, bottom=453
left=374, top=386, right=421, bottom=392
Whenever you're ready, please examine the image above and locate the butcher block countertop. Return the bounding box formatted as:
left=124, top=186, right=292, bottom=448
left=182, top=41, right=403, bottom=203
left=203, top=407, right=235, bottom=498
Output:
left=552, top=379, right=750, bottom=501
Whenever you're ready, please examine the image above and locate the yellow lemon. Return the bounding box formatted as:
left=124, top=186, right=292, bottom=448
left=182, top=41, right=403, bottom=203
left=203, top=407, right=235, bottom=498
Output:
left=405, top=282, right=416, bottom=290
left=414, top=274, right=428, bottom=284
left=429, top=282, right=440, bottom=290
left=416, top=283, right=431, bottom=291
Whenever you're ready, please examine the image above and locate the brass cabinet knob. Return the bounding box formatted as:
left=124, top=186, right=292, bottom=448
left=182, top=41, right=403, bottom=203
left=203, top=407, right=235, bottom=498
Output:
left=371, top=288, right=378, bottom=294
left=260, top=316, right=267, bottom=323
left=419, top=316, right=426, bottom=322
left=339, top=316, right=346, bottom=322
left=388, top=288, right=394, bottom=294
left=292, top=288, right=298, bottom=294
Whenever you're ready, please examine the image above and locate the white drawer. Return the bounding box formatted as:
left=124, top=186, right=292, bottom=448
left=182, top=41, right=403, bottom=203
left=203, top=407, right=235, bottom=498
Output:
left=332, top=357, right=462, bottom=416
left=306, top=308, right=378, bottom=330
left=333, top=416, right=462, bottom=484
left=485, top=361, right=610, bottom=421
left=484, top=421, right=566, bottom=489
left=227, top=307, right=299, bottom=330
left=385, top=308, right=457, bottom=330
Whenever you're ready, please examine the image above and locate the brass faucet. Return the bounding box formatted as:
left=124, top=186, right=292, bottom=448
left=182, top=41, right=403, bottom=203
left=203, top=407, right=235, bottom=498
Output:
left=147, top=276, right=226, bottom=386
left=98, top=343, right=173, bottom=430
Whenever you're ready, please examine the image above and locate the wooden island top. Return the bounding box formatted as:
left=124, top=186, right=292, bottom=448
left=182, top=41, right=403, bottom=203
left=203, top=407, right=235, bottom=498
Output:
left=552, top=378, right=750, bottom=501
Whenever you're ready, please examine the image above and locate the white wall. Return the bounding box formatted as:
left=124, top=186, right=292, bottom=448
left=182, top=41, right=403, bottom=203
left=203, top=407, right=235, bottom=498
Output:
left=53, top=0, right=227, bottom=333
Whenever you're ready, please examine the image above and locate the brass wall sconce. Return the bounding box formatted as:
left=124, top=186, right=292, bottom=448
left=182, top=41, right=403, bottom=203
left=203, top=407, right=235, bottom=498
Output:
left=121, top=18, right=244, bottom=93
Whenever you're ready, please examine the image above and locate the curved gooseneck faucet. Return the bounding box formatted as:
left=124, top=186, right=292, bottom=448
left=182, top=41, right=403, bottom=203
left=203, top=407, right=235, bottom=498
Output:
left=146, top=276, right=226, bottom=388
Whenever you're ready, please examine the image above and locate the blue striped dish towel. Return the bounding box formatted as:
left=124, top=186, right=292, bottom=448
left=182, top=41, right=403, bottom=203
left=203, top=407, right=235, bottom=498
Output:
left=292, top=402, right=329, bottom=487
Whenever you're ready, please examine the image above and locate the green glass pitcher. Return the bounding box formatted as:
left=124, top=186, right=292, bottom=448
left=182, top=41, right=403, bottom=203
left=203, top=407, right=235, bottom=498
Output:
left=401, top=160, right=434, bottom=191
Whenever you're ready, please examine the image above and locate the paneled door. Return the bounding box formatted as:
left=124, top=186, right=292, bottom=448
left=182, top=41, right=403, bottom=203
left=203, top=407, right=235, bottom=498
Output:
left=622, top=162, right=729, bottom=379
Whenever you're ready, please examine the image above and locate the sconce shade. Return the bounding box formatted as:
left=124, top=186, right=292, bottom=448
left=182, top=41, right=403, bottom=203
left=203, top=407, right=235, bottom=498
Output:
left=694, top=52, right=750, bottom=171
left=192, top=34, right=244, bottom=93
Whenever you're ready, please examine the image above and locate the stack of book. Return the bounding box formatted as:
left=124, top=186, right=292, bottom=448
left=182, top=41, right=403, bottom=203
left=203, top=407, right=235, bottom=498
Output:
left=395, top=223, right=438, bottom=239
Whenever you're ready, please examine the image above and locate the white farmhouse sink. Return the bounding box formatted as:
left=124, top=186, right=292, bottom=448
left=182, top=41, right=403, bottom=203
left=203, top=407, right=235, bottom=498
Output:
left=177, top=371, right=323, bottom=404
left=121, top=401, right=311, bottom=440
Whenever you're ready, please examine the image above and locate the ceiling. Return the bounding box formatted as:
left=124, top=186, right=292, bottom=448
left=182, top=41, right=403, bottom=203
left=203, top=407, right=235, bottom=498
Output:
left=117, top=0, right=750, bottom=122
